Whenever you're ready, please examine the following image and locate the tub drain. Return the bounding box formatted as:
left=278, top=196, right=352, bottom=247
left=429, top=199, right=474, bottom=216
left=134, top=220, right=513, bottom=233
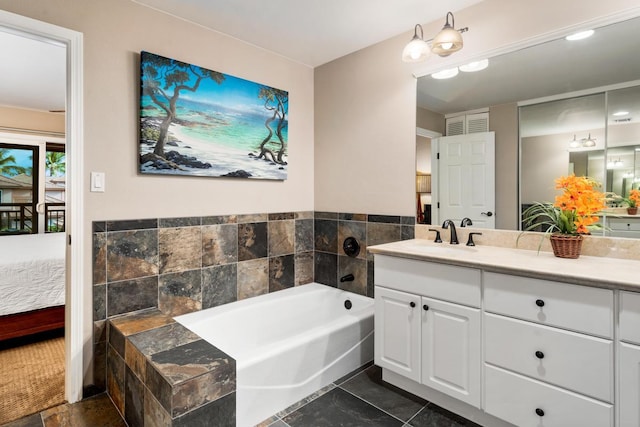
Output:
left=344, top=299, right=352, bottom=310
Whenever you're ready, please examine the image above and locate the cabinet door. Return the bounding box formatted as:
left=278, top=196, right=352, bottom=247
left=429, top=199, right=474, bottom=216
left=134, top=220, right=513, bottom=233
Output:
left=374, top=286, right=421, bottom=381
left=619, top=342, right=640, bottom=427
left=421, top=296, right=481, bottom=408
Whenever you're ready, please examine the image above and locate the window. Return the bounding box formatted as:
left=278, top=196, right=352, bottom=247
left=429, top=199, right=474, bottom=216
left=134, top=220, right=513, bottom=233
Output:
left=0, top=141, right=65, bottom=235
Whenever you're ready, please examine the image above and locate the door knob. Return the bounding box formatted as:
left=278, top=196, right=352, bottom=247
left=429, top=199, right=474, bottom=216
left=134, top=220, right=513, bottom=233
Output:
left=481, top=211, right=493, bottom=217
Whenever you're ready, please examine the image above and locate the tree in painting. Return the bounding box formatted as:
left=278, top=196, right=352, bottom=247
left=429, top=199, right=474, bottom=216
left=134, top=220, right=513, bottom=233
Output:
left=141, top=53, right=225, bottom=159
left=257, top=87, right=288, bottom=165
left=139, top=52, right=289, bottom=180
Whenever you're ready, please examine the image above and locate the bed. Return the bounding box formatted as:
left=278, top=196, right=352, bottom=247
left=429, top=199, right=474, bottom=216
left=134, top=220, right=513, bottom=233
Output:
left=0, top=233, right=66, bottom=341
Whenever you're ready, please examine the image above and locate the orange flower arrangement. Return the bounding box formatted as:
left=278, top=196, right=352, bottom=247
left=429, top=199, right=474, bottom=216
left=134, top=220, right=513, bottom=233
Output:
left=625, top=189, right=640, bottom=208
left=522, top=175, right=606, bottom=235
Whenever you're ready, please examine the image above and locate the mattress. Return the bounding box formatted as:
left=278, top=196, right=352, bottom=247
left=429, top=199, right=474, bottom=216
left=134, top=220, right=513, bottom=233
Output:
left=0, top=233, right=66, bottom=316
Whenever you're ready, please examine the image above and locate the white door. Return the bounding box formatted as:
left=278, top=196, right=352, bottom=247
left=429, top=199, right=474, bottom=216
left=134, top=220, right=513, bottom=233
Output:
left=374, top=287, right=421, bottom=382
left=433, top=132, right=495, bottom=228
left=421, top=296, right=481, bottom=408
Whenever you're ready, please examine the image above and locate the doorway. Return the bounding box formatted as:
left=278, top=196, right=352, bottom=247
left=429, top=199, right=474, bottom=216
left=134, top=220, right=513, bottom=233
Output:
left=0, top=9, right=84, bottom=406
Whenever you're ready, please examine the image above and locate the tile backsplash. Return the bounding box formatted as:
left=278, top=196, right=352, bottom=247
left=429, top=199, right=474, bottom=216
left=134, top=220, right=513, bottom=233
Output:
left=92, top=210, right=414, bottom=390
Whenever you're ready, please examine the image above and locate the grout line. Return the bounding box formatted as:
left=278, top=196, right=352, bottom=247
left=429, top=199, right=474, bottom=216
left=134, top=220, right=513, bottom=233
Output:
left=337, top=385, right=409, bottom=425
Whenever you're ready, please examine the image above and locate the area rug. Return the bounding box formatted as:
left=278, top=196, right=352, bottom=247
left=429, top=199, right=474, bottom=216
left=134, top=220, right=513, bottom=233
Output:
left=0, top=335, right=65, bottom=424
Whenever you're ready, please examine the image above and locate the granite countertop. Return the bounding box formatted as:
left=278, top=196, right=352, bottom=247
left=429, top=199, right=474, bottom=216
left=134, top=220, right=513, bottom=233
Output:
left=368, top=239, right=640, bottom=292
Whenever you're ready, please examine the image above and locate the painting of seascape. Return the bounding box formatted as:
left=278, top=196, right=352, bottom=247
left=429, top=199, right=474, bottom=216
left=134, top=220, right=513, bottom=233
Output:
left=139, top=51, right=288, bottom=180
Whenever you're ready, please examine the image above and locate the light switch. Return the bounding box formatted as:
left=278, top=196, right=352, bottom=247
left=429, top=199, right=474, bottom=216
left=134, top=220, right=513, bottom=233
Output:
left=91, top=172, right=105, bottom=192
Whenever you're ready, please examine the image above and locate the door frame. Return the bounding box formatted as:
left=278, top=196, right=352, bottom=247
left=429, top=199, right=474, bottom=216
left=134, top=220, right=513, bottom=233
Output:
left=0, top=10, right=85, bottom=403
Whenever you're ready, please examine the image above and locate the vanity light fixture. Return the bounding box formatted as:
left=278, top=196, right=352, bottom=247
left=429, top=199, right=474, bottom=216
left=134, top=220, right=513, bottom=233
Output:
left=569, top=135, right=581, bottom=149
left=607, top=158, right=623, bottom=169
left=402, top=12, right=468, bottom=63
left=402, top=24, right=431, bottom=62
left=582, top=133, right=597, bottom=148
left=565, top=29, right=594, bottom=41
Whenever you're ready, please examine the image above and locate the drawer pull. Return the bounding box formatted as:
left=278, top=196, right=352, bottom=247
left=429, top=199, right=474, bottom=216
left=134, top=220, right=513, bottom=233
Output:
left=410, top=301, right=416, bottom=308
left=535, top=351, right=545, bottom=359
left=535, top=408, right=545, bottom=417
left=535, top=299, right=545, bottom=307
left=423, top=304, right=429, bottom=311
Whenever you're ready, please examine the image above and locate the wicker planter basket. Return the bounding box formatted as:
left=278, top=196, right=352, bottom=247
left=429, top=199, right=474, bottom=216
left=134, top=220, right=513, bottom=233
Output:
left=550, top=234, right=583, bottom=259
left=628, top=207, right=638, bottom=215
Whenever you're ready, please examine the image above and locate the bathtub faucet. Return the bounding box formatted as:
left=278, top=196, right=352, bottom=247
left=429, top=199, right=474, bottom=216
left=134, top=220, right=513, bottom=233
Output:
left=340, top=273, right=355, bottom=282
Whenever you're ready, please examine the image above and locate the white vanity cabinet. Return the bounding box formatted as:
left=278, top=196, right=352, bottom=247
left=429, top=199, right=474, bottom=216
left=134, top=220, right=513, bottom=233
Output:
left=483, top=272, right=614, bottom=427
left=374, top=255, right=482, bottom=408
left=618, top=291, right=640, bottom=427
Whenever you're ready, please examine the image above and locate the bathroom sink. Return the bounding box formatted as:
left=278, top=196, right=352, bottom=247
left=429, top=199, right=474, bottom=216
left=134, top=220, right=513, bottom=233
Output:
left=393, top=240, right=479, bottom=256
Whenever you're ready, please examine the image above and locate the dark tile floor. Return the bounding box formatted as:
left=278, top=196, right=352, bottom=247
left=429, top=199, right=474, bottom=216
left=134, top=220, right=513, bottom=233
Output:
left=3, top=365, right=481, bottom=427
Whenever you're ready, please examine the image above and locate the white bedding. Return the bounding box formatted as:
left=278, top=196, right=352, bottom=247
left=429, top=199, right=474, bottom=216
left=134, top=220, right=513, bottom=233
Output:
left=0, top=233, right=66, bottom=316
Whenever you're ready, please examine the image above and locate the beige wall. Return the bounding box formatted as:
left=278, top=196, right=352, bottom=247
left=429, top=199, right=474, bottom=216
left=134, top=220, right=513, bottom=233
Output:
left=0, top=0, right=314, bottom=385
left=315, top=0, right=640, bottom=218
left=0, top=105, right=65, bottom=134
left=416, top=107, right=444, bottom=135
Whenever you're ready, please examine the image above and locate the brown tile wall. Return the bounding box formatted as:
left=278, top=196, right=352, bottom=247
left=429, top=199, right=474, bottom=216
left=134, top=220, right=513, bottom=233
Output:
left=92, top=211, right=314, bottom=393
left=313, top=212, right=415, bottom=297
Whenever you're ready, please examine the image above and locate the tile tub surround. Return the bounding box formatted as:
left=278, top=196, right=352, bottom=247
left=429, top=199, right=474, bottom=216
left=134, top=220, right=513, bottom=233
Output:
left=106, top=309, right=236, bottom=426
left=93, top=211, right=314, bottom=390
left=93, top=210, right=413, bottom=396
left=314, top=212, right=415, bottom=297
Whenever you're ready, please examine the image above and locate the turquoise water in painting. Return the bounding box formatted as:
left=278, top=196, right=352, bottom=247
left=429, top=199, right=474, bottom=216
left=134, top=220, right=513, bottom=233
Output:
left=141, top=95, right=288, bottom=153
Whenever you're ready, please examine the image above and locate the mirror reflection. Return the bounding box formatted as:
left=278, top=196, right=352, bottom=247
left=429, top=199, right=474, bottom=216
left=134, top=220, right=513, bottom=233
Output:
left=416, top=14, right=640, bottom=237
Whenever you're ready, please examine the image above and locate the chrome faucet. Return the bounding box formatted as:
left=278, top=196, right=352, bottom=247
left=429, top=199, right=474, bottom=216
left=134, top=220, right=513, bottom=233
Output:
left=460, top=217, right=473, bottom=227
left=442, top=220, right=459, bottom=244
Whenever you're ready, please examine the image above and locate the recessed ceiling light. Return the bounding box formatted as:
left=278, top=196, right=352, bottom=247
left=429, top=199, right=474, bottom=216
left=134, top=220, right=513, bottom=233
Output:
left=432, top=67, right=459, bottom=79
left=565, top=29, right=594, bottom=41
left=459, top=59, right=489, bottom=72
left=613, top=111, right=630, bottom=116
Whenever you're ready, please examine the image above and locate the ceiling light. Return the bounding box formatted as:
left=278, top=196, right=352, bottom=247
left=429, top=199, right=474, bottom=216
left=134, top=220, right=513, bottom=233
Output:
left=432, top=67, right=459, bottom=80
left=613, top=111, right=630, bottom=116
left=459, top=59, right=489, bottom=72
left=582, top=133, right=596, bottom=147
left=565, top=29, right=594, bottom=41
left=402, top=12, right=468, bottom=63
left=401, top=24, right=431, bottom=63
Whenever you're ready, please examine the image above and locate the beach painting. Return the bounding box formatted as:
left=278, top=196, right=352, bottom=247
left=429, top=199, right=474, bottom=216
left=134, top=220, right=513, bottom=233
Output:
left=139, top=51, right=289, bottom=180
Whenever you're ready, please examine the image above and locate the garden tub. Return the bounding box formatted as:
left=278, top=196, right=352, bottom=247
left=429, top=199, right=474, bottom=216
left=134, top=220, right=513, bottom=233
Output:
left=176, top=282, right=374, bottom=427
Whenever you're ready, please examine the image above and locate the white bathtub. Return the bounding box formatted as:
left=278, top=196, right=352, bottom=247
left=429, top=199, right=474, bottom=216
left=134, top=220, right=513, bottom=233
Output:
left=176, top=282, right=374, bottom=427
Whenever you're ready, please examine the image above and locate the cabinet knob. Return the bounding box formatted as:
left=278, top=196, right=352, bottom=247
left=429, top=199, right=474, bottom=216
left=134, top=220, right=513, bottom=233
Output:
left=423, top=304, right=429, bottom=311
left=535, top=299, right=545, bottom=307
left=410, top=301, right=416, bottom=308
left=535, top=408, right=545, bottom=417
left=535, top=351, right=545, bottom=359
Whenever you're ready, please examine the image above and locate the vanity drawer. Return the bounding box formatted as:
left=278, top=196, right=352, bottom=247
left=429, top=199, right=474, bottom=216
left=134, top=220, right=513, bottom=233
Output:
left=485, top=365, right=613, bottom=427
left=483, top=272, right=613, bottom=338
left=620, top=291, right=640, bottom=345
left=375, top=255, right=481, bottom=307
left=607, top=217, right=640, bottom=231
left=484, top=313, right=613, bottom=402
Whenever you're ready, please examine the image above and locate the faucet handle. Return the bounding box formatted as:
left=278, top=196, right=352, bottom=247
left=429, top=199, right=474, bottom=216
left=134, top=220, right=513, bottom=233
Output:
left=460, top=217, right=473, bottom=227
left=428, top=228, right=442, bottom=243
left=466, top=232, right=482, bottom=246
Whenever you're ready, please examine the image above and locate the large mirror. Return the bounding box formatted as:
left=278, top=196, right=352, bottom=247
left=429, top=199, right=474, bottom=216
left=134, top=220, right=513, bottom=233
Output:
left=416, top=14, right=640, bottom=236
